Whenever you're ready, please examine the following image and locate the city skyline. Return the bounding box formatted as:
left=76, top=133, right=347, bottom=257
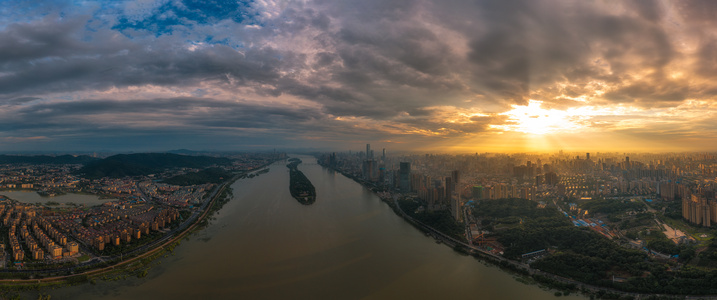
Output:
left=2, top=1, right=717, bottom=153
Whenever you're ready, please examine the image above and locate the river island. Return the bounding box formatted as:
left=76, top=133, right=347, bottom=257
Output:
left=286, top=158, right=316, bottom=205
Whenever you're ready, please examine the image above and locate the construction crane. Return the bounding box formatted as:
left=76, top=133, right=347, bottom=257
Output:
left=472, top=232, right=486, bottom=246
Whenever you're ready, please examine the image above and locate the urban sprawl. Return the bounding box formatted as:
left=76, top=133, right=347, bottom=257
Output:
left=322, top=146, right=717, bottom=257
left=0, top=154, right=275, bottom=268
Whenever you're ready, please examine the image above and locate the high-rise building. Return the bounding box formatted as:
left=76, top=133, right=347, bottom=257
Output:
left=451, top=170, right=460, bottom=185
left=683, top=195, right=714, bottom=227
left=399, top=162, right=411, bottom=192
left=660, top=181, right=676, bottom=200
left=445, top=176, right=453, bottom=198
left=495, top=183, right=506, bottom=199
left=363, top=160, right=377, bottom=182
left=450, top=195, right=462, bottom=222
left=545, top=172, right=559, bottom=186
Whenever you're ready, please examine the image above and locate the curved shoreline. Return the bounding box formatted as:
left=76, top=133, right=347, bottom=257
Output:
left=0, top=161, right=280, bottom=286
left=317, top=159, right=702, bottom=300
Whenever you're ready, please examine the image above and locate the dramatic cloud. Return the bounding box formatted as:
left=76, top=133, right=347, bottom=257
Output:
left=2, top=0, right=717, bottom=152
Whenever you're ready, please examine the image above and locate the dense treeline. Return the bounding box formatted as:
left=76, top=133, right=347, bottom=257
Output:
left=662, top=200, right=684, bottom=220
left=619, top=212, right=653, bottom=229
left=473, top=198, right=557, bottom=219
left=579, top=198, right=645, bottom=215
left=616, top=266, right=717, bottom=295
left=287, top=159, right=316, bottom=205
left=696, top=240, right=717, bottom=268
left=399, top=199, right=466, bottom=241
left=77, top=153, right=232, bottom=178
left=472, top=198, right=717, bottom=295
left=163, top=167, right=233, bottom=186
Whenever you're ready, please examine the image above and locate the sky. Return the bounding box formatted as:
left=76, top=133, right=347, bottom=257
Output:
left=2, top=0, right=717, bottom=153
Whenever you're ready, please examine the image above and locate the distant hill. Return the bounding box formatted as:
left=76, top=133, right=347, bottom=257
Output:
left=77, top=153, right=233, bottom=179
left=162, top=167, right=233, bottom=186
left=166, top=149, right=202, bottom=155
left=0, top=155, right=99, bottom=165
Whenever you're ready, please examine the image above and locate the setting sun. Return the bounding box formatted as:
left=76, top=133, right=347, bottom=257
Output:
left=493, top=100, right=582, bottom=135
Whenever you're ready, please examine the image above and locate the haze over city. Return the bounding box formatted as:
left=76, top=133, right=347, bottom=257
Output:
left=8, top=2, right=717, bottom=299
left=2, top=0, right=717, bottom=153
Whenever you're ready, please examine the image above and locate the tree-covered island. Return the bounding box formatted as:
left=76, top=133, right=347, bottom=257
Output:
left=286, top=158, right=316, bottom=205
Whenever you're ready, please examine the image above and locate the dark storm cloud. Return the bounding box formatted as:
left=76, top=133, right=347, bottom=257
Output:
left=695, top=39, right=717, bottom=78
left=674, top=0, right=717, bottom=26
left=602, top=77, right=689, bottom=106
left=0, top=21, right=284, bottom=97
left=4, top=97, right=322, bottom=129
left=3, top=0, right=717, bottom=151
left=0, top=95, right=355, bottom=150
left=461, top=0, right=677, bottom=105
left=296, top=0, right=689, bottom=120
left=4, top=97, right=41, bottom=105
left=0, top=17, right=92, bottom=63
left=0, top=0, right=686, bottom=107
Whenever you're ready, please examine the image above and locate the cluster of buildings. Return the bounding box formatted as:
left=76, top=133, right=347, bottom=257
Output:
left=0, top=165, right=81, bottom=193
left=0, top=195, right=183, bottom=263
left=89, top=178, right=212, bottom=207
left=682, top=195, right=717, bottom=227
left=1, top=202, right=80, bottom=261
left=322, top=147, right=717, bottom=229
left=0, top=152, right=282, bottom=267
left=138, top=181, right=212, bottom=207
left=0, top=193, right=183, bottom=265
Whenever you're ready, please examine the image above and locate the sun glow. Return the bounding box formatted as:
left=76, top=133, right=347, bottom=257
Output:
left=493, top=100, right=584, bottom=135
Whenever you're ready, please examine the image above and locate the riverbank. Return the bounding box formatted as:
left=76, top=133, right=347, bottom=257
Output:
left=22, top=154, right=579, bottom=300
left=316, top=159, right=696, bottom=300
left=0, top=159, right=281, bottom=290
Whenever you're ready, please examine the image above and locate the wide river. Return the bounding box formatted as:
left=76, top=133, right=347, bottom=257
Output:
left=45, top=155, right=583, bottom=299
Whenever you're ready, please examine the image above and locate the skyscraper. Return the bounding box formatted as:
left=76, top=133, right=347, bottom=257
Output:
left=450, top=195, right=462, bottom=222
left=399, top=162, right=411, bottom=192
left=545, top=172, right=559, bottom=186
left=445, top=176, right=453, bottom=198
left=363, top=159, right=376, bottom=181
